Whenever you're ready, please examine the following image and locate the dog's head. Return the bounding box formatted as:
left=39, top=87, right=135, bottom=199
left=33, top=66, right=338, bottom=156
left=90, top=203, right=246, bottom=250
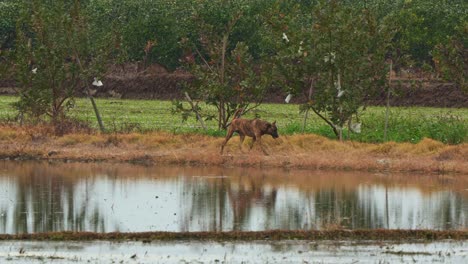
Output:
left=266, top=121, right=279, bottom=139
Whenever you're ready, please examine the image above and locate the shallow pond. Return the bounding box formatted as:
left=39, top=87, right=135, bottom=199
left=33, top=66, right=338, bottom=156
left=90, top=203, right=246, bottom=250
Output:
left=1, top=240, right=467, bottom=264
left=0, top=161, right=467, bottom=233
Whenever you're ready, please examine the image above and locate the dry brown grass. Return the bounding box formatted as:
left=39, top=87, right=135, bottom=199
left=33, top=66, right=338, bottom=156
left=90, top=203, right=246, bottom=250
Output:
left=0, top=124, right=467, bottom=174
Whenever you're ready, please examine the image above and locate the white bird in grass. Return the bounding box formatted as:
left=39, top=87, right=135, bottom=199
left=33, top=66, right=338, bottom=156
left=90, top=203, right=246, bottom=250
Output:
left=298, top=41, right=304, bottom=54
left=92, top=77, right=103, bottom=87
left=31, top=68, right=37, bottom=74
left=282, top=32, right=289, bottom=43
left=350, top=122, right=361, bottom=133
left=324, top=52, right=336, bottom=63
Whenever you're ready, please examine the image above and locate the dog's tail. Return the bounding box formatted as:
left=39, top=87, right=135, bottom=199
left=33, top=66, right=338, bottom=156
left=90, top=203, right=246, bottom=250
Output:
left=225, top=108, right=244, bottom=129
left=232, top=108, right=243, bottom=120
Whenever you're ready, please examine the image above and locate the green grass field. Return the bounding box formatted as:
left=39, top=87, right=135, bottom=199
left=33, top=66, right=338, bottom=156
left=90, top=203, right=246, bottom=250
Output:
left=0, top=95, right=466, bottom=144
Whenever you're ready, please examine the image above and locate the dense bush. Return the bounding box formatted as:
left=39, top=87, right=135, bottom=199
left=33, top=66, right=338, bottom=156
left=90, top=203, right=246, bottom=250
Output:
left=0, top=0, right=19, bottom=49
left=1, top=0, right=466, bottom=70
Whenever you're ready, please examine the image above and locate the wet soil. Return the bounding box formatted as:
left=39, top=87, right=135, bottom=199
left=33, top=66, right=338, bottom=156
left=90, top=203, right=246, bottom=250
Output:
left=1, top=64, right=467, bottom=107
left=369, top=80, right=468, bottom=108
left=1, top=230, right=467, bottom=241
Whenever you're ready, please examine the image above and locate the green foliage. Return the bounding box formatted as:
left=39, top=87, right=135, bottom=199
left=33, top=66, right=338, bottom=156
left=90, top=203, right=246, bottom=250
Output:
left=269, top=0, right=392, bottom=139
left=13, top=1, right=81, bottom=121
left=0, top=0, right=20, bottom=49
left=359, top=108, right=467, bottom=144
left=175, top=0, right=273, bottom=130
left=2, top=0, right=466, bottom=71
left=383, top=0, right=467, bottom=66
left=427, top=114, right=466, bottom=145
left=0, top=0, right=21, bottom=80
left=432, top=22, right=467, bottom=92
left=11, top=0, right=118, bottom=130
left=83, top=0, right=194, bottom=70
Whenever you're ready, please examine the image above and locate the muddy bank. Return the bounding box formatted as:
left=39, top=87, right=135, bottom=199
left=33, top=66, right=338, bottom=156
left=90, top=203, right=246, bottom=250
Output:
left=1, top=67, right=467, bottom=107
left=369, top=80, right=468, bottom=108
left=1, top=230, right=467, bottom=241
left=1, top=80, right=466, bottom=108
left=0, top=125, right=467, bottom=174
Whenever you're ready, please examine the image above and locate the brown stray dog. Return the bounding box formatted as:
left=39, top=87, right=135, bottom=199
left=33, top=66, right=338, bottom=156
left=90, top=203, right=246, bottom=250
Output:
left=220, top=109, right=279, bottom=154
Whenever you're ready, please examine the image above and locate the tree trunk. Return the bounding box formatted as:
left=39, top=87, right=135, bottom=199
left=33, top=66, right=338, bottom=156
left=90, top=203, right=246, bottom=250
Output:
left=218, top=34, right=229, bottom=130
left=74, top=56, right=105, bottom=133
left=302, top=79, right=314, bottom=133
left=311, top=107, right=339, bottom=137
left=184, top=92, right=207, bottom=131
left=88, top=93, right=105, bottom=133
left=384, top=60, right=392, bottom=142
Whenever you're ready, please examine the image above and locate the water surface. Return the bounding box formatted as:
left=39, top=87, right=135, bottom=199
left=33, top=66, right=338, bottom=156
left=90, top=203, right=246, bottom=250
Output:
left=0, top=161, right=466, bottom=233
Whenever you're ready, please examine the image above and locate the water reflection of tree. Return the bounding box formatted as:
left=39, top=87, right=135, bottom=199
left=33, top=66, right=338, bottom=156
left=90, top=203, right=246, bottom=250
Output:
left=182, top=178, right=229, bottom=231
left=2, top=162, right=466, bottom=233
left=12, top=167, right=73, bottom=233
left=182, top=176, right=278, bottom=231
left=0, top=163, right=107, bottom=234
left=183, top=177, right=467, bottom=231
left=313, top=189, right=361, bottom=229
left=356, top=186, right=467, bottom=230
left=227, top=178, right=277, bottom=231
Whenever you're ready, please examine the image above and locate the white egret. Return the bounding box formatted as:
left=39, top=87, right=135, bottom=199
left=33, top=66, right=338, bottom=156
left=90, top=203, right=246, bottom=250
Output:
left=92, top=77, right=103, bottom=87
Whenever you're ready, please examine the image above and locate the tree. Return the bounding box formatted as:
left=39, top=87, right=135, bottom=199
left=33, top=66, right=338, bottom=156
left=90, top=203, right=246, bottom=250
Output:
left=91, top=0, right=192, bottom=70
left=12, top=0, right=118, bottom=133
left=432, top=22, right=467, bottom=92
left=0, top=1, right=21, bottom=81
left=382, top=0, right=466, bottom=68
left=175, top=0, right=272, bottom=130
left=270, top=0, right=392, bottom=140
left=0, top=0, right=20, bottom=50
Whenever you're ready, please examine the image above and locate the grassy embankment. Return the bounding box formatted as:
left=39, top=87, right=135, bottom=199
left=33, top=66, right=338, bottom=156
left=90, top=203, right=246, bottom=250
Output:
left=1, top=95, right=466, bottom=143
left=0, top=96, right=467, bottom=173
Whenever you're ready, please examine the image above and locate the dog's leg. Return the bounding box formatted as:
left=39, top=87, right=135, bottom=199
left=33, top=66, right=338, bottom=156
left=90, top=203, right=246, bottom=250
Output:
left=220, top=128, right=235, bottom=154
left=239, top=134, right=245, bottom=152
left=255, top=134, right=269, bottom=155
left=249, top=136, right=256, bottom=150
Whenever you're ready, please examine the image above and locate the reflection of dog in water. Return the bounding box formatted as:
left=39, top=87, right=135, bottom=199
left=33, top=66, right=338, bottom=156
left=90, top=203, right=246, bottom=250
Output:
left=220, top=109, right=279, bottom=154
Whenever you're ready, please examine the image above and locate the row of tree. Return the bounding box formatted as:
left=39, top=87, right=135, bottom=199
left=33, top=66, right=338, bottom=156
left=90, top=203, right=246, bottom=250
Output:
left=0, top=0, right=466, bottom=137
left=3, top=0, right=465, bottom=69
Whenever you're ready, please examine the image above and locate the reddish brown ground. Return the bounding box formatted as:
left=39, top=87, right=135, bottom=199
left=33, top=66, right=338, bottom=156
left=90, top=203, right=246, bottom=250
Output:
left=1, top=63, right=467, bottom=107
